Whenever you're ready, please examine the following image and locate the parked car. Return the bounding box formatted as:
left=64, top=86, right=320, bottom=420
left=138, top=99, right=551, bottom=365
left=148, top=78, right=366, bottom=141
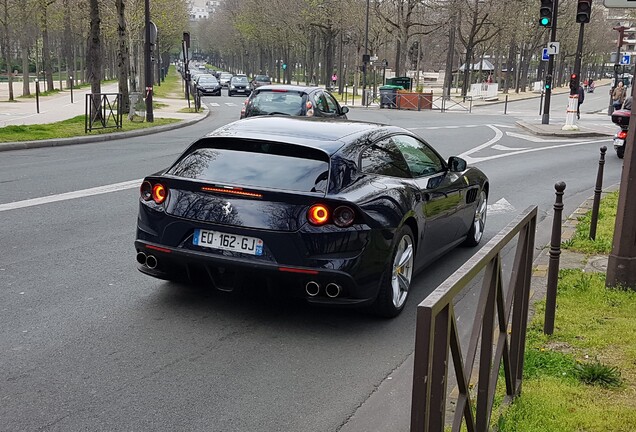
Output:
left=219, top=72, right=234, bottom=88
left=134, top=117, right=489, bottom=317
left=193, top=74, right=222, bottom=96
left=240, top=85, right=348, bottom=119
left=228, top=75, right=251, bottom=96
left=250, top=74, right=272, bottom=90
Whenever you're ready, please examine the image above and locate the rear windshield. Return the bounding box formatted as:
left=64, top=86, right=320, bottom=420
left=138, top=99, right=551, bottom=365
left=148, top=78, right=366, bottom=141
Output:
left=167, top=139, right=330, bottom=193
left=246, top=91, right=304, bottom=116
left=255, top=75, right=270, bottom=82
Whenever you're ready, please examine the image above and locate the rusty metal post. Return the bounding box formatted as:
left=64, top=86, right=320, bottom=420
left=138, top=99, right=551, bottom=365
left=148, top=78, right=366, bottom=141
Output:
left=589, top=146, right=607, bottom=240
left=544, top=181, right=566, bottom=335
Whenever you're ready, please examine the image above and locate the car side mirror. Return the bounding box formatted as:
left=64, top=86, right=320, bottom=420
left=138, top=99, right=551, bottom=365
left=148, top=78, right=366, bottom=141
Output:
left=341, top=106, right=349, bottom=114
left=448, top=156, right=467, bottom=172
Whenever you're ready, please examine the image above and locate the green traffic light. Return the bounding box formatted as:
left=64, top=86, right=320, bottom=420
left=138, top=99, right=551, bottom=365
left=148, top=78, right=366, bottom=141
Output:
left=540, top=17, right=550, bottom=26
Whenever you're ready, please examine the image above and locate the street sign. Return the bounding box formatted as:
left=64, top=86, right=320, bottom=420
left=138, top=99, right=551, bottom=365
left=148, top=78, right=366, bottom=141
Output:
left=542, top=48, right=550, bottom=61
left=604, top=0, right=636, bottom=7
left=370, top=55, right=379, bottom=61
left=546, top=41, right=560, bottom=55
left=620, top=54, right=631, bottom=65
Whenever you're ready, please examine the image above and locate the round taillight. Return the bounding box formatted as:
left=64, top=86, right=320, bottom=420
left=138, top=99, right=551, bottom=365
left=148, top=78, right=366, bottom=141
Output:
left=140, top=181, right=152, bottom=201
left=152, top=183, right=167, bottom=204
left=306, top=101, right=314, bottom=117
left=308, top=204, right=330, bottom=225
left=333, top=206, right=355, bottom=228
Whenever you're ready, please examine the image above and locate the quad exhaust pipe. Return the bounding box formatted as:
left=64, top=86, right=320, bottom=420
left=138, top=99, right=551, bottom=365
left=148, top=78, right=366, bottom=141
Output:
left=325, top=283, right=341, bottom=298
left=305, top=281, right=341, bottom=298
left=136, top=251, right=158, bottom=269
left=305, top=281, right=320, bottom=297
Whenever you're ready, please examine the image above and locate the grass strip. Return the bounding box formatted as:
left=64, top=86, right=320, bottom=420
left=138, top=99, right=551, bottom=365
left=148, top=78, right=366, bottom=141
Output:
left=0, top=115, right=180, bottom=143
left=152, top=65, right=185, bottom=99
left=562, top=191, right=618, bottom=254
left=493, top=269, right=636, bottom=431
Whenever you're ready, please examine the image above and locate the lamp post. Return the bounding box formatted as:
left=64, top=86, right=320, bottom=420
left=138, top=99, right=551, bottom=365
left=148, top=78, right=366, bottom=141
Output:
left=144, top=0, right=154, bottom=122
left=70, top=75, right=73, bottom=103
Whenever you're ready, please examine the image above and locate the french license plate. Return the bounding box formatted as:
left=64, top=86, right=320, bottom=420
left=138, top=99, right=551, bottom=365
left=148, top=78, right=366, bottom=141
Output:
left=237, top=89, right=245, bottom=92
left=193, top=229, right=263, bottom=256
left=614, top=138, right=625, bottom=147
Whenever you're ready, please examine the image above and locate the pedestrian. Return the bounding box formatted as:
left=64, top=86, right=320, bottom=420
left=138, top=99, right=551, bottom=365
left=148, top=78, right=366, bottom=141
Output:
left=612, top=81, right=626, bottom=110
left=331, top=73, right=338, bottom=88
left=577, top=83, right=585, bottom=119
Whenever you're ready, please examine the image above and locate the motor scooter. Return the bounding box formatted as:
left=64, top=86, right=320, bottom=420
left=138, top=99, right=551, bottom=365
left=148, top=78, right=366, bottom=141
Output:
left=611, top=109, right=630, bottom=159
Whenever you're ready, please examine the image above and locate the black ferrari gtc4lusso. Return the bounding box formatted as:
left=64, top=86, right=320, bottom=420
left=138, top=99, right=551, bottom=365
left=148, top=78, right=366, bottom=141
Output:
left=134, top=116, right=489, bottom=317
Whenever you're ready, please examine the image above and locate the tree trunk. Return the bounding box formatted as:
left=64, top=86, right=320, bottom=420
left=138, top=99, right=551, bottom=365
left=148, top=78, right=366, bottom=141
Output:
left=63, top=0, right=73, bottom=88
left=22, top=44, right=29, bottom=96
left=40, top=1, right=54, bottom=91
left=87, top=0, right=102, bottom=115
left=116, top=0, right=130, bottom=113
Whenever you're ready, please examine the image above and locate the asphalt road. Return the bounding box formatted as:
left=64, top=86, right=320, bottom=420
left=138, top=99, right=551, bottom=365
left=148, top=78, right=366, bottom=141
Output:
left=0, top=90, right=623, bottom=431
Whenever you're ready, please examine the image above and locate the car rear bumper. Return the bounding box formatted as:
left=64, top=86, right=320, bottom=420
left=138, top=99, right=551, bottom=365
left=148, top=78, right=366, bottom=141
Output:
left=134, top=239, right=379, bottom=306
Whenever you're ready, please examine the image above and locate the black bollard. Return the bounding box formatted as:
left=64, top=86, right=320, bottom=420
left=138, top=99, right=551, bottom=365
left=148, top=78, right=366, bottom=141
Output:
left=504, top=94, right=509, bottom=114
left=589, top=146, right=607, bottom=240
left=544, top=181, right=566, bottom=335
left=35, top=79, right=40, bottom=114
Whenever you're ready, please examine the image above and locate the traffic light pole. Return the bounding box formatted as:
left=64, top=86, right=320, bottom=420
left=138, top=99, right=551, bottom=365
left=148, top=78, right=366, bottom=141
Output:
left=541, top=0, right=559, bottom=125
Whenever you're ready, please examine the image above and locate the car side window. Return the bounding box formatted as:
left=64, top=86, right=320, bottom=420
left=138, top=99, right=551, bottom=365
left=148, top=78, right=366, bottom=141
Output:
left=323, top=92, right=339, bottom=114
left=360, top=138, right=411, bottom=178
left=312, top=92, right=328, bottom=113
left=391, top=135, right=445, bottom=177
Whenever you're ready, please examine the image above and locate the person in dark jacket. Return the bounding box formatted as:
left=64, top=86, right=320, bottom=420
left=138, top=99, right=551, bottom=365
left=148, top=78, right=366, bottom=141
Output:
left=577, top=84, right=585, bottom=119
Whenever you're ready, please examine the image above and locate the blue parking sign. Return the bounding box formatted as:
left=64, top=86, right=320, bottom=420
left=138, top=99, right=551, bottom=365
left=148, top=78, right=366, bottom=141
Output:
left=620, top=54, right=631, bottom=65
left=541, top=48, right=550, bottom=62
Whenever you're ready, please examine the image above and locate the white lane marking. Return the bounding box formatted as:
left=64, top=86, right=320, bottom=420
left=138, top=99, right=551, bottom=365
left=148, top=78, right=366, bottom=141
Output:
left=506, top=131, right=574, bottom=143
left=409, top=124, right=481, bottom=130
left=487, top=198, right=516, bottom=215
left=468, top=138, right=609, bottom=164
left=224, top=103, right=237, bottom=107
left=491, top=144, right=529, bottom=151
left=209, top=103, right=220, bottom=107
left=0, top=179, right=142, bottom=212
left=491, top=124, right=517, bottom=129
left=458, top=124, right=504, bottom=159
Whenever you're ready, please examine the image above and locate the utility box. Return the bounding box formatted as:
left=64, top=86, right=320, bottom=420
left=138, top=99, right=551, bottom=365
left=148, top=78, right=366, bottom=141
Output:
left=386, top=76, right=412, bottom=91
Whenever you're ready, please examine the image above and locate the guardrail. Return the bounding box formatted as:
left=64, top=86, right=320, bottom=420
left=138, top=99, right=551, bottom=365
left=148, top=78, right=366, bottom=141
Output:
left=410, top=205, right=538, bottom=432
left=85, top=93, right=123, bottom=132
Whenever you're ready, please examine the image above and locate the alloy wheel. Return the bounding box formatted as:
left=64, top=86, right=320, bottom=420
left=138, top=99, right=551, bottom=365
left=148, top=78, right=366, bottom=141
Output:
left=391, top=235, right=414, bottom=309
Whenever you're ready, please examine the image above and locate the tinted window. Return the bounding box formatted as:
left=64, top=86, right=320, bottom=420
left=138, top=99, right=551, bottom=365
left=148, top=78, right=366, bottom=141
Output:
left=198, top=76, right=218, bottom=84
left=167, top=140, right=330, bottom=193
left=391, top=135, right=444, bottom=177
left=255, top=75, right=271, bottom=82
left=246, top=91, right=304, bottom=116
left=360, top=138, right=411, bottom=178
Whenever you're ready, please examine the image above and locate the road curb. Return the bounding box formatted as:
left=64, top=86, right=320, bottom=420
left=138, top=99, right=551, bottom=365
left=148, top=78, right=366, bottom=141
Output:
left=0, top=109, right=210, bottom=152
left=515, top=120, right=613, bottom=138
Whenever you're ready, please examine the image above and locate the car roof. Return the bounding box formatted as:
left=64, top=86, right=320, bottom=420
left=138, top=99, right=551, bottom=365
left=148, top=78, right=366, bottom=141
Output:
left=253, top=84, right=321, bottom=93
left=205, top=117, right=403, bottom=155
